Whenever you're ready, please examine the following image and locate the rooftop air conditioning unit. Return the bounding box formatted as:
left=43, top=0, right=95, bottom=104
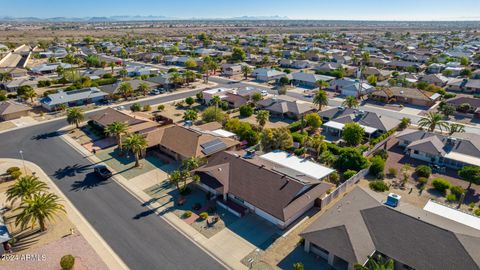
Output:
left=385, top=193, right=401, bottom=208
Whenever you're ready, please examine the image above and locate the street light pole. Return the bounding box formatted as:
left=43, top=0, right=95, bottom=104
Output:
left=19, top=150, right=26, bottom=175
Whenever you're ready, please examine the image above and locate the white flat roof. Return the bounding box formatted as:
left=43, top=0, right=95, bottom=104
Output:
left=260, top=151, right=334, bottom=180
left=324, top=121, right=378, bottom=134
left=203, top=88, right=231, bottom=94
left=444, top=152, right=480, bottom=167
left=212, top=129, right=236, bottom=138
left=423, top=200, right=480, bottom=230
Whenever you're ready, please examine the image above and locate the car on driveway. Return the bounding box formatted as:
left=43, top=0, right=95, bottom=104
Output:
left=94, top=164, right=112, bottom=179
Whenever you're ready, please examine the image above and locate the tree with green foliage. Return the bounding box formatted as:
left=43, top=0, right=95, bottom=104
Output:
left=15, top=193, right=65, bottom=232
left=231, top=47, right=246, bottom=62
left=256, top=110, right=270, bottom=128
left=458, top=166, right=480, bottom=191
left=118, top=82, right=133, bottom=99
left=184, top=58, right=198, bottom=70
left=342, top=96, right=359, bottom=109
left=66, top=108, right=84, bottom=128
left=185, top=96, right=195, bottom=106
left=447, top=123, right=465, bottom=135
left=137, top=82, right=150, bottom=96
left=354, top=255, right=394, bottom=270
left=367, top=75, right=377, bottom=86
left=105, top=121, right=129, bottom=151
left=6, top=176, right=48, bottom=205
left=305, top=113, right=322, bottom=131
left=183, top=109, right=198, bottom=121
left=260, top=127, right=293, bottom=151
left=251, top=92, right=262, bottom=103
left=418, top=112, right=448, bottom=132
left=241, top=65, right=252, bottom=80
left=202, top=106, right=227, bottom=123
left=313, top=90, right=328, bottom=111
left=335, top=148, right=369, bottom=172
left=342, top=123, right=364, bottom=146
left=369, top=156, right=385, bottom=178
left=239, top=104, right=254, bottom=117
left=122, top=134, right=148, bottom=167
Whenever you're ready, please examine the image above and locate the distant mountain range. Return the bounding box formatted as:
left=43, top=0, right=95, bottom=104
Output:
left=0, top=15, right=290, bottom=22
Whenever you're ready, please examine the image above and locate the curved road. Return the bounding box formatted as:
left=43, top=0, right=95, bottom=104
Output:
left=0, top=90, right=226, bottom=270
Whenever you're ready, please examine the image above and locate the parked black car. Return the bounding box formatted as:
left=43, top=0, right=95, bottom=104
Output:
left=94, top=164, right=112, bottom=179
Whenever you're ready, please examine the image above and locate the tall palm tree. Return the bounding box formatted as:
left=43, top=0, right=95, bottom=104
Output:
left=241, top=65, right=252, bottom=80
left=183, top=110, right=198, bottom=121
left=122, top=134, right=148, bottom=167
left=447, top=123, right=465, bottom=135
left=169, top=170, right=183, bottom=191
left=22, top=87, right=37, bottom=103
left=210, top=95, right=222, bottom=114
left=313, top=90, right=329, bottom=111
left=108, top=62, right=116, bottom=74
left=15, top=193, right=65, bottom=232
left=118, top=82, right=133, bottom=99
left=342, top=96, right=359, bottom=109
left=105, top=121, right=129, bottom=151
left=6, top=176, right=48, bottom=205
left=183, top=70, right=196, bottom=86
left=418, top=112, right=449, bottom=132
left=137, top=82, right=150, bottom=96
left=316, top=80, right=329, bottom=91
left=66, top=108, right=84, bottom=128
left=256, top=110, right=270, bottom=129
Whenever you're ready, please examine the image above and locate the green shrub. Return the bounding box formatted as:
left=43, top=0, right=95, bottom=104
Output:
left=6, top=167, right=20, bottom=175
left=143, top=104, right=152, bottom=111
left=388, top=167, right=397, bottom=177
left=183, top=211, right=193, bottom=218
left=343, top=169, right=357, bottom=180
left=446, top=193, right=457, bottom=202
left=415, top=165, right=432, bottom=178
left=369, top=180, right=389, bottom=192
left=294, top=147, right=305, bottom=156
left=475, top=208, right=480, bottom=216
left=239, top=105, right=253, bottom=117
left=335, top=148, right=369, bottom=172
left=60, top=255, right=75, bottom=270
left=157, top=105, right=165, bottom=111
left=449, top=185, right=465, bottom=198
left=373, top=149, right=388, bottom=160
left=10, top=170, right=22, bottom=179
left=370, top=128, right=396, bottom=146
left=288, top=120, right=304, bottom=132
left=432, top=178, right=451, bottom=194
left=130, top=103, right=141, bottom=112
left=417, top=177, right=428, bottom=185
left=291, top=131, right=307, bottom=145
left=199, top=212, right=208, bottom=220
left=329, top=172, right=340, bottom=185
left=468, top=202, right=475, bottom=210
left=369, top=156, right=385, bottom=177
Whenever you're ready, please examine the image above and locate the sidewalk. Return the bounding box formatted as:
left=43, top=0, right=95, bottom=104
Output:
left=0, top=158, right=128, bottom=270
left=60, top=131, right=246, bottom=270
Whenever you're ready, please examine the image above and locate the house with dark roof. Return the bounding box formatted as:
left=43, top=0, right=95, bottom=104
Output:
left=319, top=107, right=400, bottom=139
left=99, top=79, right=157, bottom=96
left=445, top=96, right=480, bottom=118
left=397, top=129, right=480, bottom=168
left=301, top=187, right=480, bottom=270
left=194, top=151, right=334, bottom=228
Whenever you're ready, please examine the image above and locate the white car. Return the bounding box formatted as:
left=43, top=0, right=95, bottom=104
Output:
left=261, top=90, right=268, bottom=96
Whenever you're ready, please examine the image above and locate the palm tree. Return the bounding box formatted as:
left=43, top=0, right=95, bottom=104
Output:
left=210, top=95, right=222, bottom=114
left=316, top=80, right=329, bottom=91
left=184, top=70, right=196, bottom=86
left=169, top=170, right=183, bottom=191
left=108, top=62, right=116, bottom=74
left=66, top=108, right=84, bottom=128
left=183, top=110, right=198, bottom=121
left=105, top=121, right=129, bottom=151
left=418, top=112, right=449, bottom=132
left=15, top=193, right=65, bottom=232
left=122, top=133, right=148, bottom=167
left=182, top=157, right=205, bottom=171
left=170, top=72, right=183, bottom=89
left=447, top=123, right=465, bottom=135
left=241, top=65, right=252, bottom=80
left=313, top=90, right=329, bottom=111
left=0, top=72, right=12, bottom=82
left=256, top=110, right=270, bottom=129
left=137, top=82, right=150, bottom=96
left=6, top=176, right=49, bottom=205
left=342, top=96, right=359, bottom=109
left=354, top=255, right=394, bottom=270
left=22, top=87, right=37, bottom=103
left=118, top=82, right=133, bottom=99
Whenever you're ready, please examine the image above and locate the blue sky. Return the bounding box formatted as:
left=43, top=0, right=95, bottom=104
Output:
left=2, top=0, right=480, bottom=20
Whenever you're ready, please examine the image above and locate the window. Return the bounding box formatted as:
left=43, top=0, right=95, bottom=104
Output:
left=413, top=150, right=419, bottom=154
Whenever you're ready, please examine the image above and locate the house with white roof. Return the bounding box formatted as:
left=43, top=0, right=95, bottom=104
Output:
left=252, top=68, right=286, bottom=82
left=40, top=87, right=108, bottom=111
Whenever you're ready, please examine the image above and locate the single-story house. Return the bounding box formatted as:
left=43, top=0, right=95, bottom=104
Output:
left=369, top=87, right=439, bottom=107
left=257, top=95, right=316, bottom=120
left=30, top=62, right=72, bottom=74
left=301, top=187, right=480, bottom=270
left=329, top=78, right=375, bottom=97
left=89, top=107, right=164, bottom=135
left=419, top=74, right=449, bottom=87
left=252, top=68, right=286, bottom=82
left=362, top=67, right=392, bottom=81
left=99, top=79, right=157, bottom=96
left=290, top=72, right=335, bottom=89
left=40, top=87, right=108, bottom=111
left=221, top=64, right=242, bottom=77
left=445, top=96, right=480, bottom=117
left=146, top=73, right=175, bottom=89
left=194, top=150, right=334, bottom=228
left=0, top=101, right=31, bottom=121
left=397, top=129, right=480, bottom=168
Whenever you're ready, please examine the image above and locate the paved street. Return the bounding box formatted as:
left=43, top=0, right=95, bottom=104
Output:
left=0, top=91, right=226, bottom=270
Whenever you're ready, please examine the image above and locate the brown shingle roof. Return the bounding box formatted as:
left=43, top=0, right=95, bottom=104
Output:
left=0, top=101, right=31, bottom=115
